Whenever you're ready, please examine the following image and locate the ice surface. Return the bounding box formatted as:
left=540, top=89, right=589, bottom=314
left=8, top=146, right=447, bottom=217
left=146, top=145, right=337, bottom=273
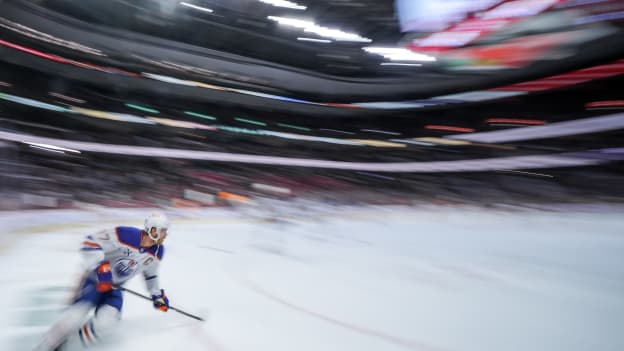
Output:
left=1, top=207, right=623, bottom=351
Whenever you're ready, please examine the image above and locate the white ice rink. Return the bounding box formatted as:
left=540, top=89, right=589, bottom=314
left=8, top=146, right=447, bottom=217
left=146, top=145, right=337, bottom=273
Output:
left=1, top=207, right=623, bottom=351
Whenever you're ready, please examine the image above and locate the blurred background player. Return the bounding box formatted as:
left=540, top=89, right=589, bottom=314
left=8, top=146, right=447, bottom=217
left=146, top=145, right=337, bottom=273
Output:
left=35, top=213, right=171, bottom=351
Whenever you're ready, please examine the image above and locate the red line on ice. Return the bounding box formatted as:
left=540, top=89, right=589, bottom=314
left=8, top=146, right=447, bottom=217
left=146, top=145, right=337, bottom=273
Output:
left=245, top=279, right=449, bottom=351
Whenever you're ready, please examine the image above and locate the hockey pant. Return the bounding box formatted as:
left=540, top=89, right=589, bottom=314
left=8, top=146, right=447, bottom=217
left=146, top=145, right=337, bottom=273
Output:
left=37, top=277, right=123, bottom=350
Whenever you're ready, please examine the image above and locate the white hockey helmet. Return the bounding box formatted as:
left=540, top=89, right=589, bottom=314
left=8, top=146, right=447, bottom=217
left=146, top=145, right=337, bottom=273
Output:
left=144, top=212, right=169, bottom=241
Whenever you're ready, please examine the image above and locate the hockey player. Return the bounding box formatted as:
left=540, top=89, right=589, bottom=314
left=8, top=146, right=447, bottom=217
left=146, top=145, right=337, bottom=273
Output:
left=35, top=213, right=171, bottom=350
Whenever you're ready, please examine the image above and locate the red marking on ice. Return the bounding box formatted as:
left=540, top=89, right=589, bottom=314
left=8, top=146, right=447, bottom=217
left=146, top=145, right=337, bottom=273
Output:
left=190, top=325, right=227, bottom=351
left=244, top=279, right=449, bottom=351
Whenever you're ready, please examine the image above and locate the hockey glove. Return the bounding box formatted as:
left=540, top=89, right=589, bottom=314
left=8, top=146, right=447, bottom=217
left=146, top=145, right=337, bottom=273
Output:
left=95, top=262, right=113, bottom=292
left=151, top=289, right=169, bottom=312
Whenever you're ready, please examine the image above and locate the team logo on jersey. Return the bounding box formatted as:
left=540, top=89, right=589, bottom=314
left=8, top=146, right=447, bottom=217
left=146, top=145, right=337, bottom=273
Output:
left=114, top=259, right=138, bottom=278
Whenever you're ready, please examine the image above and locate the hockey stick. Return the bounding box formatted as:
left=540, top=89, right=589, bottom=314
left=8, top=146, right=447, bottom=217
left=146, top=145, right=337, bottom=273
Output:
left=116, top=286, right=205, bottom=321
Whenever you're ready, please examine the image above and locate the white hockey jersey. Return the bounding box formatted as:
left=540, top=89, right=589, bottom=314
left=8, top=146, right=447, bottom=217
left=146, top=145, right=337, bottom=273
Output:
left=81, top=226, right=164, bottom=296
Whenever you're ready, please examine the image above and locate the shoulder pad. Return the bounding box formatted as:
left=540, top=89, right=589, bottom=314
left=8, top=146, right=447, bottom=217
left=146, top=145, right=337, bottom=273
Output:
left=115, top=226, right=142, bottom=249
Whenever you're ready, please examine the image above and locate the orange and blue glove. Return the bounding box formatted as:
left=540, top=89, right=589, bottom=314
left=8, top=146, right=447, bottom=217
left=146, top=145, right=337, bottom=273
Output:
left=151, top=289, right=169, bottom=312
left=95, top=262, right=113, bottom=293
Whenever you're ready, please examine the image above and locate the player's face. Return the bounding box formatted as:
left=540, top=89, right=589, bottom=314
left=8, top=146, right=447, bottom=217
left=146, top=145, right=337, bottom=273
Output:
left=150, top=227, right=168, bottom=245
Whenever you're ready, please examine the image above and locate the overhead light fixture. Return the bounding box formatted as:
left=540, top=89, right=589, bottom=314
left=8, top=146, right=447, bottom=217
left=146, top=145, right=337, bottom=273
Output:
left=179, top=2, right=213, bottom=13
left=235, top=117, right=267, bottom=126
left=360, top=129, right=401, bottom=136
left=386, top=54, right=436, bottom=62
left=320, top=128, right=355, bottom=135
left=277, top=123, right=311, bottom=131
left=29, top=145, right=66, bottom=154
left=25, top=142, right=81, bottom=153
left=268, top=16, right=314, bottom=28
left=259, top=0, right=306, bottom=10
left=268, top=16, right=371, bottom=42
left=381, top=63, right=422, bottom=67
left=362, top=47, right=409, bottom=54
left=125, top=103, right=160, bottom=114
left=297, top=37, right=331, bottom=43
left=363, top=46, right=436, bottom=62
left=185, top=111, right=217, bottom=121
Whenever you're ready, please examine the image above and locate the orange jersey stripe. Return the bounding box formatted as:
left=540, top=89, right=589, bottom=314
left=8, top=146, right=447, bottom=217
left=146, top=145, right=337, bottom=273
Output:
left=82, top=241, right=101, bottom=248
left=82, top=324, right=92, bottom=342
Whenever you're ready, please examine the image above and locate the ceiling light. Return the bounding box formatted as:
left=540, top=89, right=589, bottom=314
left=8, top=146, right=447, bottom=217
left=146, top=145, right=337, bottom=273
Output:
left=268, top=16, right=314, bottom=28
left=259, top=0, right=306, bottom=10
left=385, top=53, right=436, bottom=62
left=277, top=123, right=311, bottom=131
left=125, top=103, right=160, bottom=114
left=26, top=142, right=80, bottom=153
left=235, top=117, right=267, bottom=126
left=381, top=63, right=422, bottom=66
left=297, top=37, right=331, bottom=43
left=29, top=145, right=65, bottom=154
left=360, top=129, right=401, bottom=136
left=179, top=2, right=213, bottom=13
left=363, top=46, right=436, bottom=62
left=320, top=128, right=355, bottom=135
left=305, top=26, right=370, bottom=42
left=185, top=111, right=217, bottom=121
left=268, top=16, right=371, bottom=42
left=362, top=47, right=409, bottom=54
